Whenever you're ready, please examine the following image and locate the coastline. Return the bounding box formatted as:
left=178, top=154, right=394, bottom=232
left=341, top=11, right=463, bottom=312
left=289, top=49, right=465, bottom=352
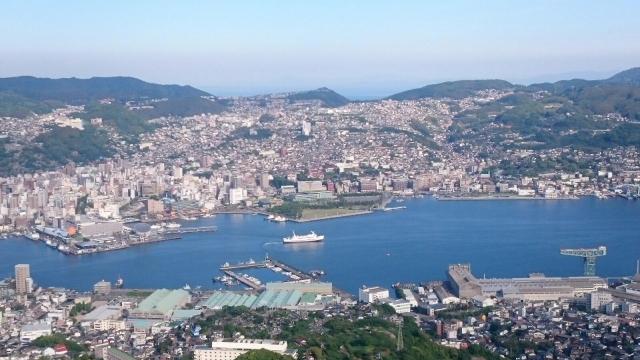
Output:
left=436, top=196, right=579, bottom=201
left=289, top=210, right=373, bottom=223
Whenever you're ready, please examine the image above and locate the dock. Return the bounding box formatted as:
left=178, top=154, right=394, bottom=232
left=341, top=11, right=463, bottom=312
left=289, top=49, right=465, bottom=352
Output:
left=219, top=256, right=316, bottom=283
left=222, top=270, right=265, bottom=290
left=159, top=226, right=217, bottom=235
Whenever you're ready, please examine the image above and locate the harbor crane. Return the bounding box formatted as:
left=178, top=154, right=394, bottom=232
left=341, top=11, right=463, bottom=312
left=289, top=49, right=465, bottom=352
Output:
left=560, top=246, right=606, bottom=276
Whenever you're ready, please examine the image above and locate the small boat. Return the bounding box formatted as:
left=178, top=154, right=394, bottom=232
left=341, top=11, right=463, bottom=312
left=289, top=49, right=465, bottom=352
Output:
left=266, top=214, right=275, bottom=221
left=46, top=239, right=57, bottom=248
left=58, top=244, right=70, bottom=254
left=115, top=275, right=124, bottom=288
left=182, top=284, right=191, bottom=290
left=221, top=262, right=230, bottom=267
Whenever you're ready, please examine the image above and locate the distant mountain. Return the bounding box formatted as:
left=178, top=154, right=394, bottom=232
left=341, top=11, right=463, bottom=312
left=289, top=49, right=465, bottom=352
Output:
left=385, top=80, right=514, bottom=101
left=0, top=76, right=210, bottom=104
left=603, top=67, right=640, bottom=85
left=526, top=67, right=640, bottom=93
left=286, top=87, right=351, bottom=107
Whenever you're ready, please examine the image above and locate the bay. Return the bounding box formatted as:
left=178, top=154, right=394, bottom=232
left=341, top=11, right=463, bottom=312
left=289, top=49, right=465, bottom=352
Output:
left=1, top=197, right=639, bottom=293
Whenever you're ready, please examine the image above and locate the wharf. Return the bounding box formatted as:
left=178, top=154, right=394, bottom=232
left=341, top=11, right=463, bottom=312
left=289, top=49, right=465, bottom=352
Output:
left=160, top=226, right=217, bottom=234
left=289, top=210, right=372, bottom=223
left=222, top=270, right=265, bottom=290
left=219, top=256, right=316, bottom=283
left=436, top=195, right=579, bottom=201
left=214, top=210, right=269, bottom=216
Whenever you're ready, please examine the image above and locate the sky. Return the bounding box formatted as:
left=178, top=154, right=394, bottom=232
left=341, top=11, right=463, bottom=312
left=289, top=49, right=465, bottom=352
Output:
left=2, top=1, right=640, bottom=98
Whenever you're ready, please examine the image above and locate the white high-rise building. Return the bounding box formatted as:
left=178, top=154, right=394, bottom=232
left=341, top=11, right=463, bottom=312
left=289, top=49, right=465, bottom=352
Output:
left=302, top=121, right=311, bottom=136
left=172, top=166, right=183, bottom=179
left=229, top=188, right=244, bottom=205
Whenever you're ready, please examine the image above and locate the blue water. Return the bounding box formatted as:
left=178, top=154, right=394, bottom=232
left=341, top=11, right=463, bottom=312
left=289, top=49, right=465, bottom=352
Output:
left=1, top=197, right=639, bottom=293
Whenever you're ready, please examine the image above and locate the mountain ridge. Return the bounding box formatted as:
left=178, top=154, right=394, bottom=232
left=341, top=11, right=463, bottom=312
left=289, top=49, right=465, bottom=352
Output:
left=0, top=76, right=210, bottom=104
left=386, top=67, right=640, bottom=100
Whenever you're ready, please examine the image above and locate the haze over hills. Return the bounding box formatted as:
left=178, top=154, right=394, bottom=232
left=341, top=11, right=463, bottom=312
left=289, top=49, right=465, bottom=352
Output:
left=0, top=76, right=209, bottom=103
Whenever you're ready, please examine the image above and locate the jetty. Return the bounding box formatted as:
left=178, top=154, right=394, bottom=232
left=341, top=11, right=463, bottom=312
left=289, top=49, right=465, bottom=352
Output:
left=218, top=255, right=322, bottom=290
left=159, top=226, right=217, bottom=234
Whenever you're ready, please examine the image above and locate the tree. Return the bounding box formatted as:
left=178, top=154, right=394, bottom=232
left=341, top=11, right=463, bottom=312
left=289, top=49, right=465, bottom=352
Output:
left=235, top=349, right=290, bottom=360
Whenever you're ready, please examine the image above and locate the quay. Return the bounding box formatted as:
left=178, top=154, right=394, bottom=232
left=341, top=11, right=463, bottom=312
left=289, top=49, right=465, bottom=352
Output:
left=436, top=195, right=579, bottom=201
left=220, top=258, right=313, bottom=281
left=222, top=270, right=265, bottom=290
left=160, top=226, right=217, bottom=234
left=218, top=256, right=351, bottom=298
left=379, top=206, right=406, bottom=212
left=289, top=210, right=372, bottom=223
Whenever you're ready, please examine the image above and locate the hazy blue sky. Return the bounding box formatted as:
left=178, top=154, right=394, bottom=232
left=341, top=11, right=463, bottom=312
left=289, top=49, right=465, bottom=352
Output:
left=2, top=1, right=640, bottom=97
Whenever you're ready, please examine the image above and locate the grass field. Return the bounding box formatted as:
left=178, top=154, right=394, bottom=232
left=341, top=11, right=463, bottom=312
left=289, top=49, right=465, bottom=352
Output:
left=301, top=208, right=363, bottom=219
left=125, top=290, right=153, bottom=297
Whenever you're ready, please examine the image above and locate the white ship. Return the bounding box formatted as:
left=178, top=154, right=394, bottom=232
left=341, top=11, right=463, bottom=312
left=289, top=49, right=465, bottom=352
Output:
left=165, top=223, right=181, bottom=229
left=25, top=233, right=40, bottom=241
left=283, top=231, right=324, bottom=244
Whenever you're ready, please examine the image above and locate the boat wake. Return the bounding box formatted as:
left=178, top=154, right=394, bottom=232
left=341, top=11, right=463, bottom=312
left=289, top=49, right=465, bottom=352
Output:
left=262, top=241, right=281, bottom=246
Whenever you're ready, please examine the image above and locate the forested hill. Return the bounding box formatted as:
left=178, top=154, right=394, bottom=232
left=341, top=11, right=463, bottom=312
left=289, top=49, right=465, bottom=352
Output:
left=286, top=87, right=351, bottom=107
left=0, top=76, right=210, bottom=103
left=386, top=80, right=514, bottom=101
left=386, top=67, right=640, bottom=101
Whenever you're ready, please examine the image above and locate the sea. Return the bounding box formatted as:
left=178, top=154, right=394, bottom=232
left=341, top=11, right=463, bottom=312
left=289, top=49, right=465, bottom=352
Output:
left=1, top=197, right=639, bottom=294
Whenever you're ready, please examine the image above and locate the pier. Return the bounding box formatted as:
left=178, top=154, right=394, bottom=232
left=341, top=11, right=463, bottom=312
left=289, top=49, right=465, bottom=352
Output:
left=159, top=226, right=218, bottom=235
left=219, top=256, right=316, bottom=282
left=222, top=270, right=265, bottom=290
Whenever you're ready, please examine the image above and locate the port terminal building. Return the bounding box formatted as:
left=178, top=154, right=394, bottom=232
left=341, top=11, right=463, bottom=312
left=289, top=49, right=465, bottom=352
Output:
left=446, top=264, right=606, bottom=301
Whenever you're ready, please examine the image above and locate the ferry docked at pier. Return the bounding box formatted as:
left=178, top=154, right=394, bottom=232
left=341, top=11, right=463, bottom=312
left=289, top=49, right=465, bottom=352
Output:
left=24, top=233, right=40, bottom=241
left=283, top=231, right=324, bottom=244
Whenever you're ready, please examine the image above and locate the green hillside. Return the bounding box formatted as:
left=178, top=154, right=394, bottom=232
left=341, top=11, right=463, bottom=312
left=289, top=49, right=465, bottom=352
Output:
left=70, top=102, right=154, bottom=138
left=0, top=76, right=209, bottom=103
left=386, top=80, right=514, bottom=100
left=287, top=87, right=351, bottom=107
left=0, top=91, right=55, bottom=118
left=132, top=96, right=226, bottom=118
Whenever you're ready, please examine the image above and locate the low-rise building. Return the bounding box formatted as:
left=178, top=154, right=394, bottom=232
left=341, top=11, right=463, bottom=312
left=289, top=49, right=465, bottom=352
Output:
left=20, top=323, right=51, bottom=342
left=359, top=286, right=389, bottom=303
left=194, top=339, right=289, bottom=360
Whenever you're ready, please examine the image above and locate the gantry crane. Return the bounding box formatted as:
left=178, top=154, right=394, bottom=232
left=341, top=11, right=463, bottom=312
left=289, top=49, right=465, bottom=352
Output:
left=560, top=246, right=606, bottom=276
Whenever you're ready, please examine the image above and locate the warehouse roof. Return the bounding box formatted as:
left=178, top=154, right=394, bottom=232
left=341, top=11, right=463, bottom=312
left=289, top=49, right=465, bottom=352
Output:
left=131, top=289, right=189, bottom=316
left=199, top=291, right=259, bottom=309
left=82, top=305, right=122, bottom=321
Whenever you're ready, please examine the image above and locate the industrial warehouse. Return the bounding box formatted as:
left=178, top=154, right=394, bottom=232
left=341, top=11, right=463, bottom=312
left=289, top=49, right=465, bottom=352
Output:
left=129, top=289, right=191, bottom=319
left=446, top=264, right=607, bottom=301
left=197, top=282, right=338, bottom=311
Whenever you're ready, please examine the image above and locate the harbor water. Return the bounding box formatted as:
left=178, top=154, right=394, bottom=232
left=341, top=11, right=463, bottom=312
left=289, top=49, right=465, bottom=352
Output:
left=1, top=197, right=639, bottom=293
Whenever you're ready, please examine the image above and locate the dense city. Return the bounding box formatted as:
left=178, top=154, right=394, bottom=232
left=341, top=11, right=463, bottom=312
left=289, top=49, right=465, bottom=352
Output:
left=1, top=74, right=640, bottom=359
